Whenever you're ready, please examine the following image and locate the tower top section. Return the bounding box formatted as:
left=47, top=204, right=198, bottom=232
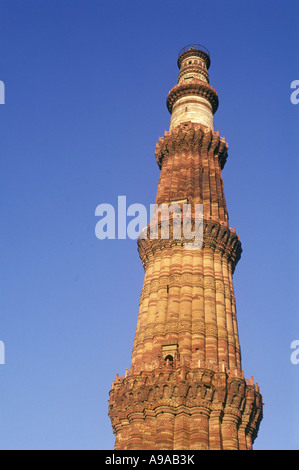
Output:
left=178, top=44, right=210, bottom=70
left=167, top=44, right=217, bottom=131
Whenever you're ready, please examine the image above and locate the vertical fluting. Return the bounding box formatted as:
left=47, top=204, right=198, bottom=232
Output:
left=222, top=253, right=239, bottom=370
left=179, top=251, right=193, bottom=362
left=190, top=408, right=210, bottom=449
left=203, top=246, right=218, bottom=364
left=173, top=408, right=190, bottom=450
left=228, top=261, right=242, bottom=370
left=209, top=409, right=223, bottom=450
left=222, top=413, right=240, bottom=450
left=191, top=248, right=205, bottom=363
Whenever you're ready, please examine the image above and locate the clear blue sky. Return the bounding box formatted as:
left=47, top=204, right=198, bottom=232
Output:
left=0, top=0, right=298, bottom=450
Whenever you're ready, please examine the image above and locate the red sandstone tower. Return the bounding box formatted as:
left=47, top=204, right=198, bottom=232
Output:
left=109, top=45, right=263, bottom=450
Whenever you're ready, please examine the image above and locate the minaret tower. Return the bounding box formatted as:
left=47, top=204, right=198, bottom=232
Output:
left=108, top=45, right=263, bottom=450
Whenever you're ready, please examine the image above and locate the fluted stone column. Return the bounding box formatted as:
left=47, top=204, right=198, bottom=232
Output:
left=109, top=44, right=263, bottom=450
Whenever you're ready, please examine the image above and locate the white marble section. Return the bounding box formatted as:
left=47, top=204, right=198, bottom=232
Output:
left=169, top=95, right=214, bottom=131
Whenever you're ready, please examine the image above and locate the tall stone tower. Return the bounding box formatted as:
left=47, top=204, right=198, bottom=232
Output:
left=109, top=45, right=263, bottom=450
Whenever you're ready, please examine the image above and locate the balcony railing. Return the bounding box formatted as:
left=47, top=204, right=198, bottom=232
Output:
left=178, top=44, right=210, bottom=57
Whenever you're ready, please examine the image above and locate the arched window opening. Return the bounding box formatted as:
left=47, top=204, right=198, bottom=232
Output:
left=165, top=354, right=174, bottom=362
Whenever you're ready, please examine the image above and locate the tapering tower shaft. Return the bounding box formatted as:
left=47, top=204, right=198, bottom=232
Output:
left=109, top=45, right=262, bottom=450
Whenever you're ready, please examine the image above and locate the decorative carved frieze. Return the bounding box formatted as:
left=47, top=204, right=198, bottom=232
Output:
left=109, top=364, right=263, bottom=450
left=155, top=121, right=228, bottom=169
left=138, top=219, right=242, bottom=272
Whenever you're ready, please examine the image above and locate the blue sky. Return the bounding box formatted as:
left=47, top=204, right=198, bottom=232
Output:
left=0, top=0, right=298, bottom=450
